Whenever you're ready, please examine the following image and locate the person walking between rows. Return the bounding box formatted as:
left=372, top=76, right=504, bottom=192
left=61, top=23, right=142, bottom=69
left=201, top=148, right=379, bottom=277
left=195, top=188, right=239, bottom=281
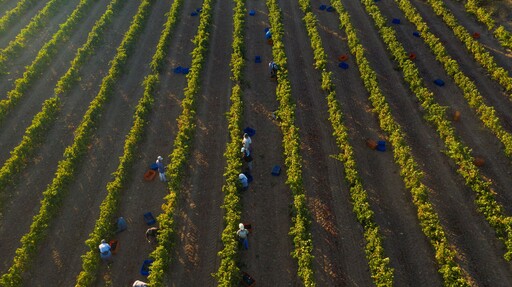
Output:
left=156, top=156, right=167, bottom=182
left=237, top=223, right=249, bottom=250
left=98, top=239, right=113, bottom=263
left=241, top=147, right=253, bottom=171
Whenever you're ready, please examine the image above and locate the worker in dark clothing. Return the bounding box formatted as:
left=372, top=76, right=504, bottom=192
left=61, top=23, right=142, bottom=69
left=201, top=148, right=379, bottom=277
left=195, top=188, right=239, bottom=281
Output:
left=146, top=227, right=160, bottom=243
left=269, top=61, right=279, bottom=78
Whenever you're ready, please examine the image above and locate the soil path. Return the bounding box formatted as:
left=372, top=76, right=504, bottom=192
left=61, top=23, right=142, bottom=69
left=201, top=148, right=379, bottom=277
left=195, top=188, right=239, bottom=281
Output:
left=309, top=0, right=444, bottom=285
left=407, top=0, right=512, bottom=84
left=21, top=1, right=171, bottom=285
left=104, top=0, right=205, bottom=285
left=0, top=0, right=82, bottom=90
left=0, top=0, right=111, bottom=166
left=0, top=0, right=52, bottom=47
left=279, top=1, right=374, bottom=286
left=165, top=0, right=234, bottom=285
left=0, top=0, right=141, bottom=276
left=443, top=0, right=512, bottom=56
left=377, top=0, right=512, bottom=215
left=340, top=0, right=512, bottom=285
left=238, top=1, right=298, bottom=285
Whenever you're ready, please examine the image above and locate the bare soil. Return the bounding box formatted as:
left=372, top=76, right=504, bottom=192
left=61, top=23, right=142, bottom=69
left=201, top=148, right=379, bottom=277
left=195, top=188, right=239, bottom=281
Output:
left=1, top=0, right=512, bottom=286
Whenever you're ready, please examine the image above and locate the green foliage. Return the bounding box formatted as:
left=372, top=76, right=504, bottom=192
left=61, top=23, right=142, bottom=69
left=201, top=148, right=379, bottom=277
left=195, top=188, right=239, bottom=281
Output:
left=360, top=0, right=512, bottom=269
left=0, top=0, right=99, bottom=124
left=0, top=0, right=39, bottom=36
left=332, top=0, right=472, bottom=285
left=213, top=0, right=245, bottom=285
left=0, top=0, right=155, bottom=285
left=425, top=0, right=512, bottom=92
left=0, top=0, right=69, bottom=72
left=75, top=0, right=182, bottom=284
left=394, top=0, right=512, bottom=158
left=0, top=0, right=125, bottom=216
left=298, top=0, right=394, bottom=285
left=266, top=0, right=315, bottom=285
left=147, top=0, right=215, bottom=285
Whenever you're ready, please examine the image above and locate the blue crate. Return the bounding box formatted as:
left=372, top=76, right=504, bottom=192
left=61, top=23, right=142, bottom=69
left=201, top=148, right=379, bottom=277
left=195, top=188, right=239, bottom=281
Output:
left=181, top=67, right=189, bottom=74
left=191, top=11, right=198, bottom=16
left=326, top=6, right=335, bottom=12
left=412, top=31, right=420, bottom=37
left=433, top=79, right=445, bottom=86
left=376, top=141, right=386, bottom=152
left=272, top=165, right=281, bottom=176
left=249, top=10, right=255, bottom=16
left=140, top=259, right=154, bottom=276
left=255, top=56, right=261, bottom=63
left=173, top=66, right=183, bottom=74
left=150, top=163, right=159, bottom=170
left=144, top=212, right=156, bottom=225
left=392, top=18, right=400, bottom=24
left=339, top=62, right=349, bottom=69
left=196, top=8, right=202, bottom=13
left=319, top=4, right=326, bottom=10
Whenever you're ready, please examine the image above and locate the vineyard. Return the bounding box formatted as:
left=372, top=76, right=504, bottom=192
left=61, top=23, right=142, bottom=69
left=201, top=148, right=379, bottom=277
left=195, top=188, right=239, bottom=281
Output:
left=0, top=0, right=511, bottom=285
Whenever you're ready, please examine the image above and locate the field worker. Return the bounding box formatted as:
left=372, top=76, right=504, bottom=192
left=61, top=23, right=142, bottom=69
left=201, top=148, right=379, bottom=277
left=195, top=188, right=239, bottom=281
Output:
left=241, top=147, right=253, bottom=171
left=98, top=239, right=113, bottom=263
left=239, top=173, right=249, bottom=191
left=116, top=216, right=127, bottom=233
left=156, top=156, right=167, bottom=182
left=242, top=133, right=252, bottom=151
left=237, top=223, right=249, bottom=250
left=269, top=61, right=278, bottom=78
left=146, top=227, right=160, bottom=243
left=132, top=280, right=149, bottom=287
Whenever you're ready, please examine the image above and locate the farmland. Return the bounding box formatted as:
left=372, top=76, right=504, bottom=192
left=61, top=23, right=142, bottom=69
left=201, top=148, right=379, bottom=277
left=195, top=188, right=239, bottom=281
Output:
left=0, top=0, right=511, bottom=285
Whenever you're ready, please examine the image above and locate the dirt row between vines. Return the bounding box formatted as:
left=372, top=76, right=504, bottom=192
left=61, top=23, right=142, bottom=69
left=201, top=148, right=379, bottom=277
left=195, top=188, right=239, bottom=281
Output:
left=0, top=0, right=109, bottom=164
left=0, top=0, right=83, bottom=98
left=337, top=0, right=512, bottom=285
left=0, top=0, right=58, bottom=49
left=1, top=0, right=512, bottom=285
left=240, top=0, right=297, bottom=285
left=0, top=0, right=146, bottom=280
left=163, top=0, right=233, bottom=284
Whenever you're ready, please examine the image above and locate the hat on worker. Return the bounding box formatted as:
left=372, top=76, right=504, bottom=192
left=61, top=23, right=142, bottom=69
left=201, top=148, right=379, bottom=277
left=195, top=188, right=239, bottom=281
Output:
left=239, top=223, right=245, bottom=230
left=157, top=156, right=163, bottom=161
left=101, top=239, right=106, bottom=243
left=241, top=147, right=245, bottom=153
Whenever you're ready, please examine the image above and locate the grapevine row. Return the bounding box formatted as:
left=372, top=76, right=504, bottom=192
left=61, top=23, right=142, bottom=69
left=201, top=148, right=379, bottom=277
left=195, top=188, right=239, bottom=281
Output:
left=331, top=0, right=471, bottom=284
left=213, top=0, right=245, bottom=284
left=0, top=0, right=68, bottom=72
left=75, top=0, right=183, bottom=284
left=0, top=0, right=38, bottom=36
left=423, top=0, right=512, bottom=92
left=0, top=0, right=155, bottom=284
left=266, top=0, right=315, bottom=285
left=393, top=0, right=512, bottom=157
left=147, top=0, right=215, bottom=285
left=297, top=0, right=395, bottom=285
left=360, top=0, right=512, bottom=260
left=464, top=0, right=512, bottom=50
left=0, top=0, right=125, bottom=213
left=0, top=0, right=98, bottom=124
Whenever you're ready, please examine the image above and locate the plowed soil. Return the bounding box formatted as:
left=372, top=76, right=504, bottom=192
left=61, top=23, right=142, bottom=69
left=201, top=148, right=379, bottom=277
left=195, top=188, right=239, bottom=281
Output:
left=0, top=0, right=511, bottom=286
